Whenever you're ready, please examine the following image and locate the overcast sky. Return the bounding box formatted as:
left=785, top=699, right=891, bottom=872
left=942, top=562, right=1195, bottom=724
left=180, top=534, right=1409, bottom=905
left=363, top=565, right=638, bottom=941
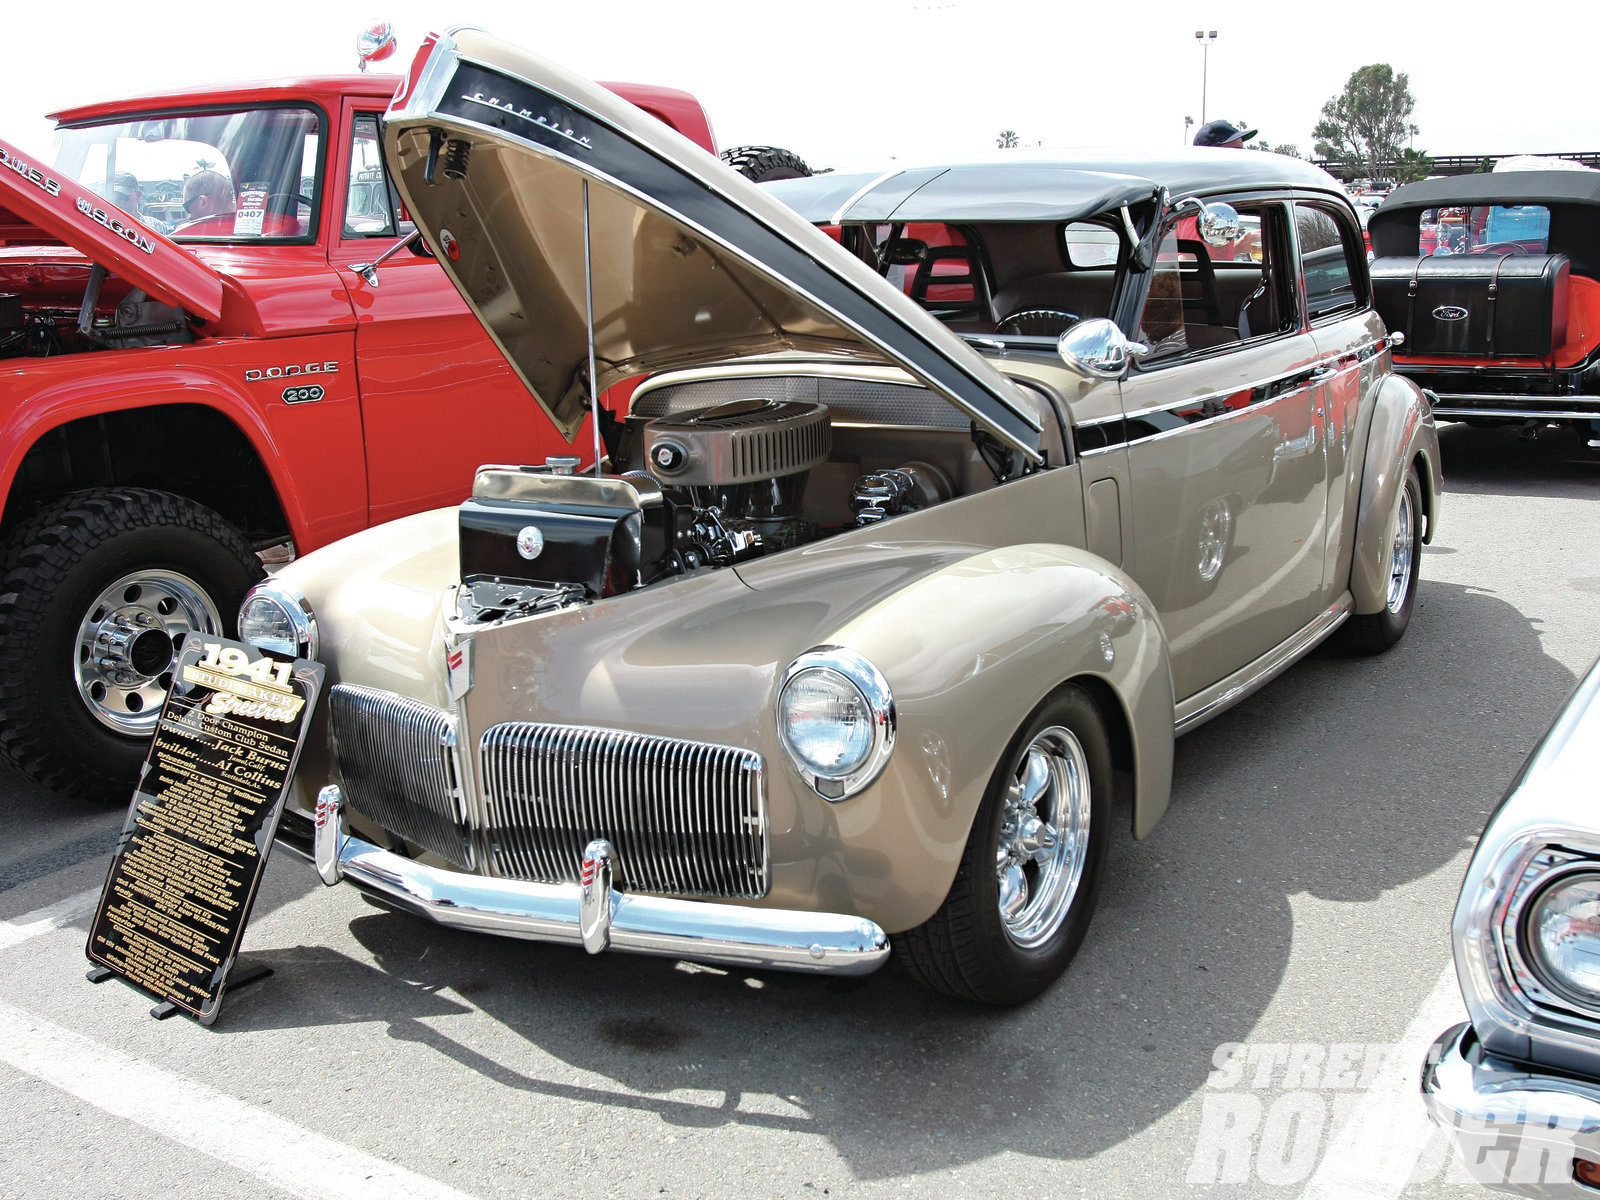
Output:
left=4, top=1, right=1594, bottom=171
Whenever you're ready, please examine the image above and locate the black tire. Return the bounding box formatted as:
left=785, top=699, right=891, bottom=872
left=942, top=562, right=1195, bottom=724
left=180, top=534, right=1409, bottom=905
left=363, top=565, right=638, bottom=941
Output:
left=719, top=145, right=813, bottom=183
left=0, top=488, right=264, bottom=803
left=899, top=684, right=1112, bottom=1006
left=1342, top=464, right=1422, bottom=654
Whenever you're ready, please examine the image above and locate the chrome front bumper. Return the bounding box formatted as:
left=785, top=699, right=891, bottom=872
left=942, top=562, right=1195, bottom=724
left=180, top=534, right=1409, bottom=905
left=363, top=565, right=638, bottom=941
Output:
left=311, top=786, right=890, bottom=976
left=1423, top=1022, right=1600, bottom=1195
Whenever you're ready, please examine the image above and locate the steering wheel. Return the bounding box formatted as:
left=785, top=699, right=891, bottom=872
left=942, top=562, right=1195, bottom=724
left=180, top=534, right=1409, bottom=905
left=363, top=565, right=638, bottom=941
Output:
left=267, top=192, right=314, bottom=215
left=996, top=308, right=1081, bottom=337
left=1477, top=242, right=1529, bottom=255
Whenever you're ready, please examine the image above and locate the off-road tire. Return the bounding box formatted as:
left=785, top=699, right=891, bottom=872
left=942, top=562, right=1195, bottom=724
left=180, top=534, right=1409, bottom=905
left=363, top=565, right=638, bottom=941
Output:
left=899, top=684, right=1112, bottom=1006
left=719, top=145, right=813, bottom=183
left=0, top=488, right=263, bottom=803
left=1341, top=464, right=1423, bottom=655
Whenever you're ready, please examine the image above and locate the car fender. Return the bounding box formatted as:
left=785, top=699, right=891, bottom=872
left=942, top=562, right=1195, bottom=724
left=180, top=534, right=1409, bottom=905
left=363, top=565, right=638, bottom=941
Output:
left=826, top=542, right=1176, bottom=853
left=1350, top=373, right=1441, bottom=615
left=0, top=352, right=351, bottom=546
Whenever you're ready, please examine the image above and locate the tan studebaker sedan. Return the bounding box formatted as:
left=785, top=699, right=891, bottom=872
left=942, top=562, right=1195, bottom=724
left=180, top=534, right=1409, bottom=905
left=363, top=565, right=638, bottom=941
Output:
left=242, top=27, right=1441, bottom=1005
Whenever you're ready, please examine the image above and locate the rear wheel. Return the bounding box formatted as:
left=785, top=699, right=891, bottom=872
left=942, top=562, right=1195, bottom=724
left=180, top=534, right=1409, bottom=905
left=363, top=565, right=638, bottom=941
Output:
left=900, top=685, right=1112, bottom=1006
left=719, top=145, right=813, bottom=182
left=1343, top=464, right=1422, bottom=654
left=0, top=488, right=263, bottom=802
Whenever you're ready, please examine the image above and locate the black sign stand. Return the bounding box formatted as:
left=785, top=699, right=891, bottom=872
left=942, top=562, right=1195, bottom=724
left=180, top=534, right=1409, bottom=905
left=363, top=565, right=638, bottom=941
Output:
left=86, top=635, right=323, bottom=1026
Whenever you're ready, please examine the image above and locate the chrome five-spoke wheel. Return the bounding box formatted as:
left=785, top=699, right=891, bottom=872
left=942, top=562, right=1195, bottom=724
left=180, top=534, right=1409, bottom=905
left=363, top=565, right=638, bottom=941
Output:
left=1385, top=483, right=1415, bottom=614
left=900, top=684, right=1111, bottom=1005
left=995, top=725, right=1092, bottom=948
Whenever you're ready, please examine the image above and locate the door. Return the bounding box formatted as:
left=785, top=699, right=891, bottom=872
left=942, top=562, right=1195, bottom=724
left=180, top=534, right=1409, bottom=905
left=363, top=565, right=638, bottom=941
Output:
left=1115, top=199, right=1329, bottom=702
left=327, top=103, right=577, bottom=525
left=1294, top=200, right=1391, bottom=597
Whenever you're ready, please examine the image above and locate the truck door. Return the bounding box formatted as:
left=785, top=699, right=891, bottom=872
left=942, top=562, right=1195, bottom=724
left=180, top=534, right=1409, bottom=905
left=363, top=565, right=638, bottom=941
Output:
left=328, top=103, right=577, bottom=525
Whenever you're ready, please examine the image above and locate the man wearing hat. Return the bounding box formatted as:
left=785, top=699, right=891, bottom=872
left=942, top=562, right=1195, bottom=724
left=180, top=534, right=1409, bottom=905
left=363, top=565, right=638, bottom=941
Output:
left=1193, top=119, right=1256, bottom=148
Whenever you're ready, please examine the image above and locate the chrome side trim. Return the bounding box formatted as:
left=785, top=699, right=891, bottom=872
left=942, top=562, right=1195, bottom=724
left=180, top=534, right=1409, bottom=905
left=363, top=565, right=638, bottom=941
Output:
left=1433, top=403, right=1600, bottom=421
left=1423, top=1023, right=1600, bottom=1198
left=1121, top=362, right=1325, bottom=426
left=1174, top=594, right=1353, bottom=734
left=1422, top=393, right=1600, bottom=405
left=314, top=787, right=888, bottom=976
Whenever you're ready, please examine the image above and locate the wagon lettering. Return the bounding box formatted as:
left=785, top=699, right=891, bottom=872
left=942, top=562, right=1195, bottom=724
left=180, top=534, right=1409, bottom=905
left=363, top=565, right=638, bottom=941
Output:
left=72, top=196, right=155, bottom=254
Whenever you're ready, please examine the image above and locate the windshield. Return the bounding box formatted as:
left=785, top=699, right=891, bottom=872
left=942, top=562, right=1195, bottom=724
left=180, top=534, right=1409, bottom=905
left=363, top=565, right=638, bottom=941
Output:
left=52, top=106, right=321, bottom=242
left=1419, top=204, right=1551, bottom=257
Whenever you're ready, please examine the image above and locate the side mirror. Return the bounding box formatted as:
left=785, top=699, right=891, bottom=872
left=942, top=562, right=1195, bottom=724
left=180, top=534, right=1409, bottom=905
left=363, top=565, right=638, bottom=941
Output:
left=882, top=238, right=928, bottom=265
left=1199, top=201, right=1242, bottom=246
left=1057, top=319, right=1147, bottom=380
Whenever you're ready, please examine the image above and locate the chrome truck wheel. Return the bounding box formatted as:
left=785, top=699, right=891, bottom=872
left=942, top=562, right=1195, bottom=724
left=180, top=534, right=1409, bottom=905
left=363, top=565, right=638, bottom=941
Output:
left=73, top=568, right=222, bottom=736
left=0, top=488, right=262, bottom=803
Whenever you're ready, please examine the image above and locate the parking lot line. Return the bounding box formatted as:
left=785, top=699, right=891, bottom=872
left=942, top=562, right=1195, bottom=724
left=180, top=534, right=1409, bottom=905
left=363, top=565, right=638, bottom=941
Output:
left=0, top=888, right=98, bottom=951
left=1298, top=961, right=1467, bottom=1200
left=0, top=1001, right=483, bottom=1200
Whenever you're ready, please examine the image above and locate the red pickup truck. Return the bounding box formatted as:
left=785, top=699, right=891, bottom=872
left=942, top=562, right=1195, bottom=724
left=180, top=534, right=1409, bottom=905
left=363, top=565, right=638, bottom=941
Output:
left=0, top=72, right=738, bottom=803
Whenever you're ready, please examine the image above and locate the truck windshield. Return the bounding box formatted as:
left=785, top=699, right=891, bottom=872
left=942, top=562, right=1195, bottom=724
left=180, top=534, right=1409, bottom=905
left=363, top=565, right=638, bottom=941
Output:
left=53, top=107, right=321, bottom=242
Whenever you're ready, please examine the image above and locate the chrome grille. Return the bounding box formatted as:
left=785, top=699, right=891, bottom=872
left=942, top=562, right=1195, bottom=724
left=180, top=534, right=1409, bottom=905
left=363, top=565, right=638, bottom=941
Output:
left=329, top=685, right=472, bottom=869
left=479, top=723, right=767, bottom=898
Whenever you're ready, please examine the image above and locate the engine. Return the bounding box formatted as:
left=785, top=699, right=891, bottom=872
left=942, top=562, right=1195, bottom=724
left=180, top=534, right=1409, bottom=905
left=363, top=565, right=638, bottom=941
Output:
left=641, top=397, right=830, bottom=560
left=455, top=395, right=955, bottom=623
left=456, top=398, right=830, bottom=621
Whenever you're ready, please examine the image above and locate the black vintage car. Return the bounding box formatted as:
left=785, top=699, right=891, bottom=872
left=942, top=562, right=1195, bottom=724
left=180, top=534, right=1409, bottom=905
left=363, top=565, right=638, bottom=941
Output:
left=1369, top=171, right=1600, bottom=446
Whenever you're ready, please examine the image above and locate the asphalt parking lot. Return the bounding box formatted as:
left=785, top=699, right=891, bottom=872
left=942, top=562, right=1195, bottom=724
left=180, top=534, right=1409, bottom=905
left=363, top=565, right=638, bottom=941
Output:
left=1, top=420, right=1596, bottom=1200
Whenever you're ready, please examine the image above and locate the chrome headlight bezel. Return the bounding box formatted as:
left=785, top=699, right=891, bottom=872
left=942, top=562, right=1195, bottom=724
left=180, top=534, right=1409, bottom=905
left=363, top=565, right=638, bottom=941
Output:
left=776, top=646, right=895, bottom=802
left=1511, top=861, right=1600, bottom=1016
left=1451, top=659, right=1600, bottom=1068
left=238, top=581, right=319, bottom=660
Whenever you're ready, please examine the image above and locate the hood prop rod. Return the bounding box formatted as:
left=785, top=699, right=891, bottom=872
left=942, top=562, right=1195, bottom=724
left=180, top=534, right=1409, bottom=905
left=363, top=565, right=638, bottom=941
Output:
left=583, top=180, right=603, bottom=477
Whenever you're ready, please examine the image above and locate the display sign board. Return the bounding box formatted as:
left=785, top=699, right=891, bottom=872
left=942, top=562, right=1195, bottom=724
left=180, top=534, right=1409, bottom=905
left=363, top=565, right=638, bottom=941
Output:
left=87, top=636, right=323, bottom=1025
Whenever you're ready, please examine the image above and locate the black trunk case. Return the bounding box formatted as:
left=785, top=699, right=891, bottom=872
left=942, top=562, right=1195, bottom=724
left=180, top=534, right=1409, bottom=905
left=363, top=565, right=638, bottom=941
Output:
left=1371, top=253, right=1570, bottom=357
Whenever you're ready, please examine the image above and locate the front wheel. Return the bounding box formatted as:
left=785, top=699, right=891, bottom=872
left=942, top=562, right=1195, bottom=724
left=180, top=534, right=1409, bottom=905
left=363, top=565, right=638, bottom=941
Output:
left=0, top=488, right=264, bottom=802
left=900, top=685, right=1112, bottom=1006
left=1342, top=464, right=1423, bottom=654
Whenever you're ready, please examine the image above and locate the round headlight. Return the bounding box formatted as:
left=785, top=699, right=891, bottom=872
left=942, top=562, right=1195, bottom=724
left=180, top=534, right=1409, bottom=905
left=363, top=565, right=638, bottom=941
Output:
left=1528, top=872, right=1600, bottom=1005
left=777, top=647, right=894, bottom=801
left=238, top=582, right=318, bottom=660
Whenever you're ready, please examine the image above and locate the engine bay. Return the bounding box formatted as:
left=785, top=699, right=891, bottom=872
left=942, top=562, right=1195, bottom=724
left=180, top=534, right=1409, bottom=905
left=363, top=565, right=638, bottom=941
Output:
left=455, top=376, right=1038, bottom=625
left=0, top=260, right=191, bottom=358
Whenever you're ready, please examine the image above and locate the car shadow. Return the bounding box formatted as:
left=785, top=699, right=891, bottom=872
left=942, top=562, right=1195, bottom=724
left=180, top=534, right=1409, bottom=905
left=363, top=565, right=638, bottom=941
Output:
left=1436, top=419, right=1599, bottom=498
left=204, top=577, right=1569, bottom=1178
left=1, top=570, right=1573, bottom=1178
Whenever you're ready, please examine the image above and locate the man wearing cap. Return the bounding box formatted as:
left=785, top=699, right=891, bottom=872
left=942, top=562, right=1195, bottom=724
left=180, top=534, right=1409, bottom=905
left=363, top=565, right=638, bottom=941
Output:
left=1193, top=119, right=1256, bottom=149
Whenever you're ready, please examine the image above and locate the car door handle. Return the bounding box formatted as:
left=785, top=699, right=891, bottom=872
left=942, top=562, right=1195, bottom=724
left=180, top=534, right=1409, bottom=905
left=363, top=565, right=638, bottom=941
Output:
left=1308, top=365, right=1337, bottom=384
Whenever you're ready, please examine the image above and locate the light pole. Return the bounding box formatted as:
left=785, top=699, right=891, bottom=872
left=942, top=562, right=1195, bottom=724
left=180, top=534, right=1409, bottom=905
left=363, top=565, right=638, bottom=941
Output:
left=1194, top=30, right=1217, bottom=125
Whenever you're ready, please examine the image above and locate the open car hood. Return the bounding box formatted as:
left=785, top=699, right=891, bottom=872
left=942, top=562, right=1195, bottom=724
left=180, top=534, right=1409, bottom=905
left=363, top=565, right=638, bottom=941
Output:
left=0, top=137, right=223, bottom=322
left=382, top=28, right=1042, bottom=457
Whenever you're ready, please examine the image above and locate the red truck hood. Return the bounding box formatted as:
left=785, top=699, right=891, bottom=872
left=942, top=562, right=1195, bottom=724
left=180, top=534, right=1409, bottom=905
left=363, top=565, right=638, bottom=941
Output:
left=0, top=137, right=223, bottom=322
